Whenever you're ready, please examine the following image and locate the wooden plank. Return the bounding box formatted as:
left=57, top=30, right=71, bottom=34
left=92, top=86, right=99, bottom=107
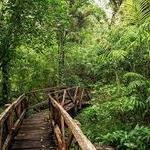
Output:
left=10, top=112, right=56, bottom=150
left=14, top=134, right=50, bottom=140
left=12, top=141, right=43, bottom=149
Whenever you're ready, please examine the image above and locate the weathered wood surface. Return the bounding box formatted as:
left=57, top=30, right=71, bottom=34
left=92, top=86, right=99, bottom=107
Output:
left=49, top=95, right=96, bottom=150
left=10, top=112, right=56, bottom=150
left=48, top=87, right=97, bottom=150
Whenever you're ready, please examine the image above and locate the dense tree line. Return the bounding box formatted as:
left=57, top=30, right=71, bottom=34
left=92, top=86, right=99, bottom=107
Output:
left=0, top=0, right=89, bottom=105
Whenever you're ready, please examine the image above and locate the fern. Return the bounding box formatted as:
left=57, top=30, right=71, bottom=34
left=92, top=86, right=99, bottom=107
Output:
left=123, top=72, right=146, bottom=82
left=101, top=125, right=150, bottom=150
left=108, top=49, right=128, bottom=61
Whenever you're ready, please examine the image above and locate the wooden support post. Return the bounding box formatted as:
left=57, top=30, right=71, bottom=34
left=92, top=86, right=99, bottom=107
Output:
left=61, top=90, right=66, bottom=106
left=73, top=87, right=78, bottom=103
left=8, top=107, right=14, bottom=133
left=84, top=89, right=91, bottom=100
left=67, top=131, right=74, bottom=149
left=0, top=122, right=3, bottom=150
left=61, top=116, right=66, bottom=149
left=66, top=90, right=74, bottom=103
left=79, top=89, right=84, bottom=109
left=74, top=87, right=79, bottom=114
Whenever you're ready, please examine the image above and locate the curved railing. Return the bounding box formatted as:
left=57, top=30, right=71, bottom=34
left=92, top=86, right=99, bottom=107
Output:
left=48, top=87, right=96, bottom=150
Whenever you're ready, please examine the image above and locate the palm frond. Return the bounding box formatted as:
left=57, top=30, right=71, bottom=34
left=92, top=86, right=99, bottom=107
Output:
left=123, top=72, right=146, bottom=81
left=140, top=0, right=150, bottom=20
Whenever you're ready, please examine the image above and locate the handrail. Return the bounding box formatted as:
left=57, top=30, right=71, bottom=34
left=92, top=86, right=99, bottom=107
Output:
left=48, top=87, right=96, bottom=150
left=49, top=95, right=96, bottom=150
left=0, top=94, right=27, bottom=150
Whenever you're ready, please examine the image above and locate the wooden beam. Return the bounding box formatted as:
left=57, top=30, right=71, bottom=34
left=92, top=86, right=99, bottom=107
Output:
left=66, top=90, right=74, bottom=103
left=61, top=90, right=66, bottom=106
left=12, top=109, right=27, bottom=132
left=52, top=120, right=63, bottom=150
left=79, top=89, right=84, bottom=109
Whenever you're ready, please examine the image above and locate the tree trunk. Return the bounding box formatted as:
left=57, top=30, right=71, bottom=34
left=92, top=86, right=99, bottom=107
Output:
left=0, top=24, right=12, bottom=105
left=115, top=71, right=120, bottom=94
left=57, top=29, right=65, bottom=85
left=1, top=53, right=10, bottom=105
left=0, top=0, right=22, bottom=105
left=59, top=42, right=65, bottom=85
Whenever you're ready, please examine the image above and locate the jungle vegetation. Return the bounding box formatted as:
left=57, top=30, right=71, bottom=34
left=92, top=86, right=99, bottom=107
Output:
left=0, top=0, right=150, bottom=149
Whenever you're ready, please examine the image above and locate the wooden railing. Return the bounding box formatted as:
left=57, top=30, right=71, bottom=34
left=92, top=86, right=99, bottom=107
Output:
left=48, top=87, right=96, bottom=150
left=0, top=94, right=27, bottom=150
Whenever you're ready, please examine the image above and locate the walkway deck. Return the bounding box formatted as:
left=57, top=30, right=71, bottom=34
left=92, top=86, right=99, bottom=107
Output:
left=10, top=112, right=56, bottom=150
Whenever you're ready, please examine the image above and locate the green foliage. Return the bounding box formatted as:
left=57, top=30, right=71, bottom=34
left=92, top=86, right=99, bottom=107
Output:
left=77, top=98, right=131, bottom=141
left=102, top=125, right=150, bottom=150
left=78, top=81, right=150, bottom=148
left=123, top=72, right=146, bottom=81
left=0, top=0, right=150, bottom=149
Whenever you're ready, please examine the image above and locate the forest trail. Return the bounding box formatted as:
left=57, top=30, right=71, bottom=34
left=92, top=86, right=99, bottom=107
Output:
left=0, top=87, right=99, bottom=150
left=10, top=112, right=56, bottom=150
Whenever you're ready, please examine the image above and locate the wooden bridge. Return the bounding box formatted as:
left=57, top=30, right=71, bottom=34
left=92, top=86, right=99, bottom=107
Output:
left=0, top=87, right=112, bottom=150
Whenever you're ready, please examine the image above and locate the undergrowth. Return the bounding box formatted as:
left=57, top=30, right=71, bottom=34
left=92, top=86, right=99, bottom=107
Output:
left=77, top=78, right=150, bottom=150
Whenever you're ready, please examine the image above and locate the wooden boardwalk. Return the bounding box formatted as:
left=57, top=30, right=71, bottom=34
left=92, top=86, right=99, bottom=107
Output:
left=0, top=87, right=110, bottom=150
left=10, top=112, right=56, bottom=150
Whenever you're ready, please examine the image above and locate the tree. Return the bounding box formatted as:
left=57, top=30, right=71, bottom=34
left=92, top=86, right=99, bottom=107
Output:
left=49, top=0, right=89, bottom=84
left=0, top=0, right=53, bottom=105
left=0, top=0, right=23, bottom=105
left=109, top=0, right=124, bottom=25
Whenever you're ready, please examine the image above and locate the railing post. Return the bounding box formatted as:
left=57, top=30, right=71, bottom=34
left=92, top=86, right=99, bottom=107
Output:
left=74, top=87, right=79, bottom=114
left=8, top=107, right=14, bottom=133
left=61, top=90, right=66, bottom=149
left=79, top=89, right=84, bottom=109
left=25, top=94, right=29, bottom=109
left=61, top=116, right=66, bottom=150
left=0, top=122, right=3, bottom=150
